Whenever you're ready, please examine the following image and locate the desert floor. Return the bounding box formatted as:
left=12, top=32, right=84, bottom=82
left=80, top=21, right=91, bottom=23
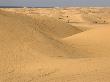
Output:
left=0, top=7, right=110, bottom=82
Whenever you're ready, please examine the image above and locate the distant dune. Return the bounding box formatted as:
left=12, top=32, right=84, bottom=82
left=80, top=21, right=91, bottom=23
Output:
left=0, top=8, right=110, bottom=82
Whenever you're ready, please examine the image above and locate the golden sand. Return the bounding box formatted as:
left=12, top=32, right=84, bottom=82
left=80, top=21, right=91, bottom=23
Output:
left=0, top=8, right=110, bottom=82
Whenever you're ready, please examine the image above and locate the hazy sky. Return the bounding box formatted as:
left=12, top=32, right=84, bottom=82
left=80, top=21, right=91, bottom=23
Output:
left=0, top=0, right=110, bottom=7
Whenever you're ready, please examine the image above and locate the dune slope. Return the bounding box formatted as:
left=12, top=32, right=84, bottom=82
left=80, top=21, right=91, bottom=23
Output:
left=31, top=15, right=82, bottom=38
left=0, top=10, right=76, bottom=81
left=63, top=27, right=110, bottom=57
left=0, top=10, right=76, bottom=63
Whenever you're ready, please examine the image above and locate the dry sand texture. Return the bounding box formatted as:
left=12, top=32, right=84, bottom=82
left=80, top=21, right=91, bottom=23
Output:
left=0, top=8, right=110, bottom=82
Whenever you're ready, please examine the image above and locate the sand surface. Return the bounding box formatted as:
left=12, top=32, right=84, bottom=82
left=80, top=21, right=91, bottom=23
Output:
left=0, top=8, right=110, bottom=82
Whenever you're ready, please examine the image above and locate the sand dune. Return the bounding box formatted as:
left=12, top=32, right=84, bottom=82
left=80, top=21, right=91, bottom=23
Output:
left=31, top=15, right=82, bottom=38
left=63, top=27, right=110, bottom=57
left=3, top=8, right=110, bottom=31
left=0, top=8, right=110, bottom=82
left=0, top=10, right=74, bottom=61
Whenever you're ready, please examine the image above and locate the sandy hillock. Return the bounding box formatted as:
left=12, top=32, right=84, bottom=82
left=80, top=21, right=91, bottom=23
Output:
left=0, top=10, right=78, bottom=63
left=63, top=27, right=110, bottom=57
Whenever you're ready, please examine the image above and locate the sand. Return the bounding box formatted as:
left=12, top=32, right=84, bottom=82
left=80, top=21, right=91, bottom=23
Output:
left=0, top=8, right=110, bottom=82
